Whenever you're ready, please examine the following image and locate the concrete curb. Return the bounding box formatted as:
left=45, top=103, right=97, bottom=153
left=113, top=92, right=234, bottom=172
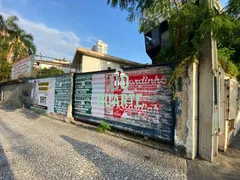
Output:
left=71, top=120, right=175, bottom=155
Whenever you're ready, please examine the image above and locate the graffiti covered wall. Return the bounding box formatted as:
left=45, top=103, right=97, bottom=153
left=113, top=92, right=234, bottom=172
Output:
left=73, top=74, right=105, bottom=117
left=25, top=75, right=71, bottom=115
left=54, top=76, right=71, bottom=115
left=73, top=66, right=174, bottom=142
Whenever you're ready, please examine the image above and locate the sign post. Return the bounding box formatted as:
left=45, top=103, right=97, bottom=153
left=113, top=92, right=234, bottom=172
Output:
left=11, top=55, right=34, bottom=80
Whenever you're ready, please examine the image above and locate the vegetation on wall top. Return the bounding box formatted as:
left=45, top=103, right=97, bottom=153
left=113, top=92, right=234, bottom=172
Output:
left=107, top=0, right=240, bottom=79
left=35, top=67, right=65, bottom=78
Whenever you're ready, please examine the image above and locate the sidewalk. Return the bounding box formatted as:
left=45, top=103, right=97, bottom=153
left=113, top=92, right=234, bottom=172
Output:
left=187, top=132, right=240, bottom=180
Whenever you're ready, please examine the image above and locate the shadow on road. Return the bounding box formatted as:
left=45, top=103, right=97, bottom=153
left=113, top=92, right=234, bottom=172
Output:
left=219, top=131, right=240, bottom=164
left=19, top=108, right=42, bottom=121
left=228, top=132, right=240, bottom=151
left=0, top=142, right=15, bottom=180
left=0, top=104, right=17, bottom=112
left=61, top=135, right=161, bottom=179
left=0, top=104, right=41, bottom=121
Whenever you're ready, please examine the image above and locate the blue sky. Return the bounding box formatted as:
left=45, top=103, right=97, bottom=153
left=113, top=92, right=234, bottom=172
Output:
left=0, top=0, right=151, bottom=64
left=0, top=0, right=229, bottom=63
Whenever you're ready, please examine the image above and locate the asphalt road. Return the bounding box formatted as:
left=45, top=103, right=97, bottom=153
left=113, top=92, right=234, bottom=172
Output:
left=0, top=105, right=186, bottom=180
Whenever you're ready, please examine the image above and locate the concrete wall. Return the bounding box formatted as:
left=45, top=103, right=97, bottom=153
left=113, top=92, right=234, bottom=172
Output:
left=198, top=34, right=219, bottom=162
left=174, top=62, right=198, bottom=159
left=1, top=64, right=202, bottom=158
left=0, top=86, right=3, bottom=102
left=218, top=69, right=227, bottom=151
left=2, top=83, right=26, bottom=108
left=219, top=74, right=240, bottom=151
left=234, top=111, right=240, bottom=136
left=1, top=75, right=73, bottom=122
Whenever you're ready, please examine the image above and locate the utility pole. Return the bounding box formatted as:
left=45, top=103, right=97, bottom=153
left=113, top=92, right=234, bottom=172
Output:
left=198, top=0, right=219, bottom=162
left=39, top=52, right=42, bottom=76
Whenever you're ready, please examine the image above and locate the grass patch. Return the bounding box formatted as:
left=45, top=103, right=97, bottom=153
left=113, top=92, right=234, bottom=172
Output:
left=97, top=120, right=111, bottom=133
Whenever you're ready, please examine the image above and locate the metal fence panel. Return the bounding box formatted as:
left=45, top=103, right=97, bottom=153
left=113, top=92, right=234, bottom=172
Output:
left=54, top=75, right=71, bottom=116
left=73, top=66, right=174, bottom=142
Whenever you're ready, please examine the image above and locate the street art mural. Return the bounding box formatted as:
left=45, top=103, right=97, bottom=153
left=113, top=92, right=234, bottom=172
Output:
left=74, top=73, right=105, bottom=117
left=73, top=66, right=174, bottom=142
left=104, top=68, right=170, bottom=122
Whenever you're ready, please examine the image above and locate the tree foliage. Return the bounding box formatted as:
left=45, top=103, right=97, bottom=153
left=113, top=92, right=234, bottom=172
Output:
left=0, top=35, right=12, bottom=81
left=35, top=67, right=65, bottom=78
left=0, top=15, right=19, bottom=35
left=11, top=28, right=37, bottom=61
left=226, top=0, right=240, bottom=19
left=0, top=14, right=36, bottom=62
left=107, top=0, right=240, bottom=78
left=218, top=48, right=238, bottom=77
left=0, top=58, right=11, bottom=82
left=0, top=14, right=37, bottom=82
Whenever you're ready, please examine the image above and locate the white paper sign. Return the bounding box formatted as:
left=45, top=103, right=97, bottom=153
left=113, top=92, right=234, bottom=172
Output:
left=11, top=55, right=34, bottom=80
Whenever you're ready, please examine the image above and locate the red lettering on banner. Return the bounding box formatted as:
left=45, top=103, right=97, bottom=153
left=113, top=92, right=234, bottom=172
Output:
left=104, top=68, right=168, bottom=119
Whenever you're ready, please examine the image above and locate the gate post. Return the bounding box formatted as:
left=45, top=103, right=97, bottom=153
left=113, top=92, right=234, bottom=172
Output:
left=66, top=72, right=74, bottom=122
left=218, top=69, right=228, bottom=151
left=174, top=61, right=198, bottom=159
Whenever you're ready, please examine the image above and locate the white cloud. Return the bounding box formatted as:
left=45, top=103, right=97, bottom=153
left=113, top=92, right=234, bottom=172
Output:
left=49, top=1, right=66, bottom=8
left=83, top=36, right=98, bottom=43
left=0, top=3, right=81, bottom=61
left=19, top=0, right=28, bottom=5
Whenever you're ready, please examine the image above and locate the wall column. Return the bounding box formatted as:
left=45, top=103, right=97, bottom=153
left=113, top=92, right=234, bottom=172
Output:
left=174, top=62, right=198, bottom=159
left=198, top=33, right=219, bottom=162
left=66, top=73, right=74, bottom=122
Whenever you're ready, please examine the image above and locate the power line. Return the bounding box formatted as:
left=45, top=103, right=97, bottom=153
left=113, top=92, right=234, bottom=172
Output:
left=34, top=54, right=70, bottom=62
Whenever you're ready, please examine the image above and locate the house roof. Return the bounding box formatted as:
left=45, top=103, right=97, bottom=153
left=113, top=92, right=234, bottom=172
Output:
left=71, top=47, right=143, bottom=67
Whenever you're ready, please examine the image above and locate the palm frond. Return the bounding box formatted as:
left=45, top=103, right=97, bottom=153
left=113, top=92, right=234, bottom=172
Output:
left=5, top=15, right=19, bottom=31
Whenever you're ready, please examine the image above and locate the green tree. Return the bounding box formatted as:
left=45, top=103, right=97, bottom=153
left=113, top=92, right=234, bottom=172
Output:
left=11, top=28, right=36, bottom=61
left=0, top=15, right=19, bottom=60
left=107, top=0, right=240, bottom=77
left=36, top=67, right=65, bottom=78
left=0, top=15, right=19, bottom=36
left=226, top=0, right=240, bottom=18
left=0, top=14, right=36, bottom=62
left=0, top=14, right=37, bottom=81
left=0, top=16, right=13, bottom=82
left=218, top=48, right=238, bottom=77
left=0, top=58, right=11, bottom=82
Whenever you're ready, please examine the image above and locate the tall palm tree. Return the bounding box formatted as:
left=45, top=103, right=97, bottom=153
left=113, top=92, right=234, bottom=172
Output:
left=0, top=15, right=18, bottom=60
left=0, top=14, right=37, bottom=62
left=0, top=15, right=19, bottom=36
left=11, top=28, right=36, bottom=61
left=0, top=15, right=18, bottom=80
